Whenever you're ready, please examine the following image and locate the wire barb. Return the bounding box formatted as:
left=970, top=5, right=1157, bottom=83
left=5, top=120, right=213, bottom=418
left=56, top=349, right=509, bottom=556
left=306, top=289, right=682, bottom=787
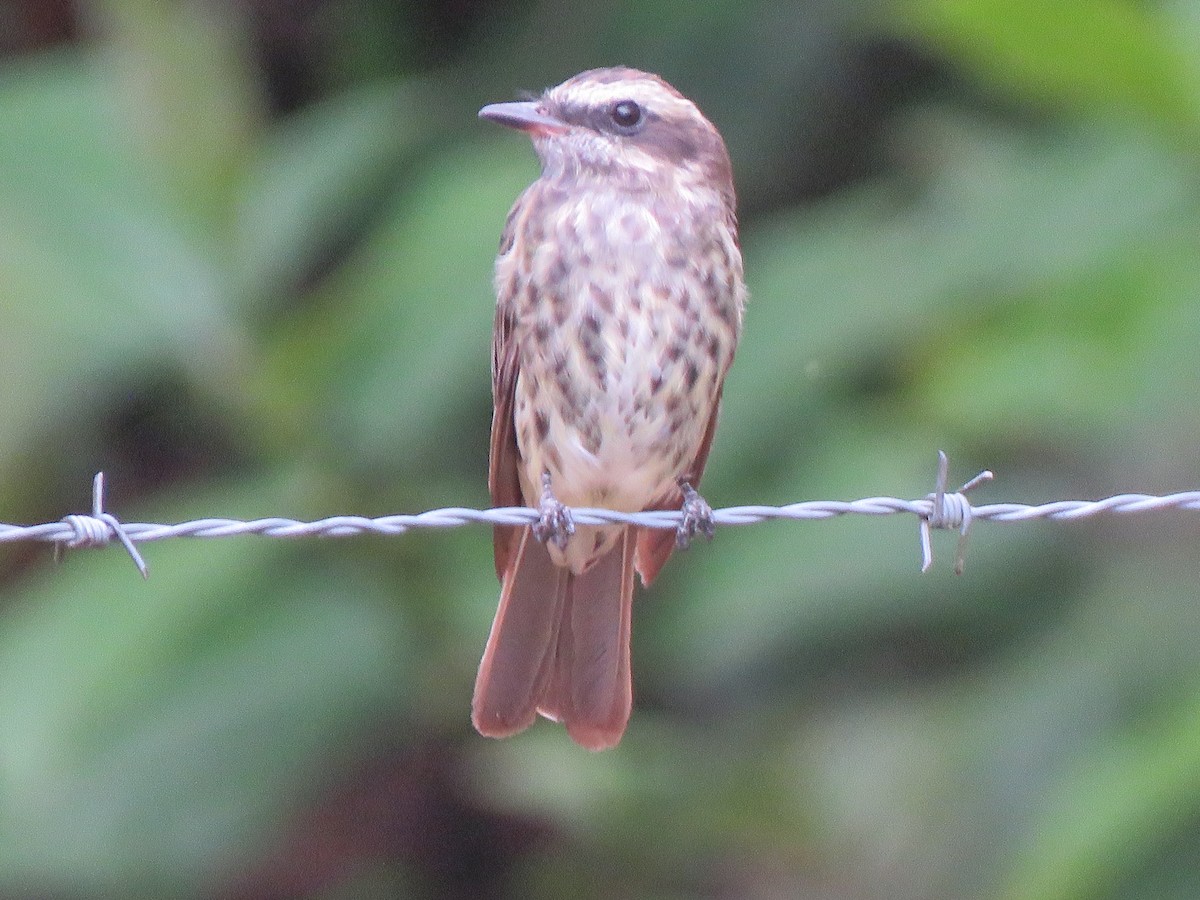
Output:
left=58, top=473, right=149, bottom=579
left=919, top=451, right=994, bottom=574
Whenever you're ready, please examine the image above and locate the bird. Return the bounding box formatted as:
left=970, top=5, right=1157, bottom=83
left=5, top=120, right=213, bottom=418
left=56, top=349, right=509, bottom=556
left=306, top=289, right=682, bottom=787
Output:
left=472, top=66, right=746, bottom=750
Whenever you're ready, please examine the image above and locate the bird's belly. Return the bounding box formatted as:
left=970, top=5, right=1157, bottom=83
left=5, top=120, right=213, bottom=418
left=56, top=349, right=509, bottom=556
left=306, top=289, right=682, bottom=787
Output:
left=514, top=335, right=715, bottom=513
left=505, top=193, right=739, bottom=573
left=544, top=397, right=683, bottom=510
left=515, top=356, right=708, bottom=575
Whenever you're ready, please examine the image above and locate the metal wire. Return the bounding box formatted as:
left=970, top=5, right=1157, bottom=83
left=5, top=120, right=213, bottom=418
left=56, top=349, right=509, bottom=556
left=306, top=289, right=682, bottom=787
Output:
left=5, top=454, right=1200, bottom=578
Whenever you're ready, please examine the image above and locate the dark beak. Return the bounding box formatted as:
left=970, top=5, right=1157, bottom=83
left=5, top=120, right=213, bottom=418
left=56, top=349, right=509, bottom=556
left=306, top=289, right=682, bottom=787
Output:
left=478, top=100, right=568, bottom=135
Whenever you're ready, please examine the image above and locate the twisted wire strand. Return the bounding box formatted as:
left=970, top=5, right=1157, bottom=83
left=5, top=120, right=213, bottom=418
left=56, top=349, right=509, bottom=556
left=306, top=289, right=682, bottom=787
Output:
left=4, top=461, right=1199, bottom=577
left=10, top=492, right=1200, bottom=545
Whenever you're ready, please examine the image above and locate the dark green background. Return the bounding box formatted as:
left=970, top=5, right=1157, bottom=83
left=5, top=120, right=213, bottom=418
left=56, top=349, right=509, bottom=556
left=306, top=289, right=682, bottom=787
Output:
left=1, top=0, right=1199, bottom=896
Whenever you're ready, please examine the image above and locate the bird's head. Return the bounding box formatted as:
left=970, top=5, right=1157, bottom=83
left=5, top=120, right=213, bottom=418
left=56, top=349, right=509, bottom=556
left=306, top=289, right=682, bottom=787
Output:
left=480, top=67, right=734, bottom=208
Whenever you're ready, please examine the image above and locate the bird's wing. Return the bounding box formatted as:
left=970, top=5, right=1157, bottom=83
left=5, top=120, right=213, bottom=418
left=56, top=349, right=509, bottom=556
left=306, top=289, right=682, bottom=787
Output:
left=489, top=299, right=524, bottom=580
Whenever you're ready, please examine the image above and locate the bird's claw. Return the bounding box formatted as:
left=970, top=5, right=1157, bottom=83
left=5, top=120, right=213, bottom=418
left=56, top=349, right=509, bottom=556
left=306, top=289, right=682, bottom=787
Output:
left=533, top=472, right=574, bottom=550
left=676, top=480, right=715, bottom=550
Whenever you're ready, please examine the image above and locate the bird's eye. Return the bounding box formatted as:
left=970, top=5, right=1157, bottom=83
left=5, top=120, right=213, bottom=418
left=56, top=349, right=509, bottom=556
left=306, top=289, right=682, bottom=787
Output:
left=610, top=100, right=643, bottom=130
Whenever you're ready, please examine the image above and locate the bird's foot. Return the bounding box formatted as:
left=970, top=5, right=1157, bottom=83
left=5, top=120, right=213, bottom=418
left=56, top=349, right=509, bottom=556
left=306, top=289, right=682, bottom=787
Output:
left=676, top=480, right=715, bottom=549
left=533, top=472, right=575, bottom=551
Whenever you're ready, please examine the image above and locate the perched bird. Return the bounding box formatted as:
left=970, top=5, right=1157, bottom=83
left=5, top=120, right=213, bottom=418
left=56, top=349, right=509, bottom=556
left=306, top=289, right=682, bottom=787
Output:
left=473, top=67, right=746, bottom=750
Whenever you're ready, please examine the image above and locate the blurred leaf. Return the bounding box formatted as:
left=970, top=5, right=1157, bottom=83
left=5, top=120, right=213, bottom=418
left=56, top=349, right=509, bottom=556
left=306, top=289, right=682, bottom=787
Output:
left=471, top=720, right=815, bottom=890
left=897, top=0, right=1200, bottom=139
left=0, top=477, right=411, bottom=891
left=998, top=697, right=1200, bottom=900
left=264, top=138, right=536, bottom=483
left=915, top=231, right=1200, bottom=444
left=723, top=116, right=1191, bottom=478
left=0, top=52, right=245, bottom=469
left=90, top=0, right=264, bottom=228
left=234, top=79, right=440, bottom=306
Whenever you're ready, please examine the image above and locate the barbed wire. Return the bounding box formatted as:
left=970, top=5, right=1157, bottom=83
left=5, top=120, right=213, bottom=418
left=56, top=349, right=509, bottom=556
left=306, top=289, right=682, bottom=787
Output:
left=4, top=453, right=1199, bottom=579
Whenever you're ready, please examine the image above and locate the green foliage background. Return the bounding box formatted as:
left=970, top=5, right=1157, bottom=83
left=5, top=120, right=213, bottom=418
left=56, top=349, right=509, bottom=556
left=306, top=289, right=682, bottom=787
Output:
left=1, top=0, right=1199, bottom=896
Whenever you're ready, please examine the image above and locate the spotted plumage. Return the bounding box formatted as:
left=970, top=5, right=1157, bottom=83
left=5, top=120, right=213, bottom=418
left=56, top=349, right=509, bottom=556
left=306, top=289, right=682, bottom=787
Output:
left=473, top=67, right=746, bottom=750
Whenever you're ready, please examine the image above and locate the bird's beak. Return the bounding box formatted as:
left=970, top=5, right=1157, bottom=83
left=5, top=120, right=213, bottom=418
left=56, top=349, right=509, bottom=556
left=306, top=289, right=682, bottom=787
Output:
left=479, top=101, right=568, bottom=136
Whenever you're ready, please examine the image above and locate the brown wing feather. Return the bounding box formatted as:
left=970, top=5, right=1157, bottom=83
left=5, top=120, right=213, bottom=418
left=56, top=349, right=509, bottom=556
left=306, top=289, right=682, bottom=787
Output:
left=473, top=526, right=568, bottom=738
left=539, top=527, right=635, bottom=750
left=489, top=301, right=524, bottom=580
left=634, top=387, right=723, bottom=587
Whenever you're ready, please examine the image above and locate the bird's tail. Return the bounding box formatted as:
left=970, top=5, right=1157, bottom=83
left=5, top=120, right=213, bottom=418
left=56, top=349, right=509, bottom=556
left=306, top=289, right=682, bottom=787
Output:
left=472, top=526, right=634, bottom=750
